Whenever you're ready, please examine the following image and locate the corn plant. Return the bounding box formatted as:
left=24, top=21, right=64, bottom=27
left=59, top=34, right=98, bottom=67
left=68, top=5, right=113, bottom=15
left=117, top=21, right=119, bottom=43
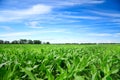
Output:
left=0, top=44, right=120, bottom=80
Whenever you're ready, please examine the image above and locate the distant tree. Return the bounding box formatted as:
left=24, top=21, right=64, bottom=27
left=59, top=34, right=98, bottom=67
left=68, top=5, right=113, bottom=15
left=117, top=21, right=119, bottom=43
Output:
left=19, top=39, right=27, bottom=44
left=28, top=40, right=33, bottom=44
left=0, top=40, right=4, bottom=44
left=4, top=41, right=10, bottom=44
left=11, top=40, right=19, bottom=44
left=46, top=42, right=50, bottom=44
left=80, top=43, right=96, bottom=45
left=33, top=40, right=41, bottom=44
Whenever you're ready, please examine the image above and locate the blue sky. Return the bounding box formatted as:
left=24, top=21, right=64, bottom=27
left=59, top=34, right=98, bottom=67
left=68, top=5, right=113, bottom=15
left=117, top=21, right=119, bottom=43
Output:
left=0, top=0, right=120, bottom=43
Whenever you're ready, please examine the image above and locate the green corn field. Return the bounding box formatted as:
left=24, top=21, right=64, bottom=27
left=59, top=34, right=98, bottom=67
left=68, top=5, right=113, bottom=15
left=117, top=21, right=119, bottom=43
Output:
left=0, top=44, right=120, bottom=80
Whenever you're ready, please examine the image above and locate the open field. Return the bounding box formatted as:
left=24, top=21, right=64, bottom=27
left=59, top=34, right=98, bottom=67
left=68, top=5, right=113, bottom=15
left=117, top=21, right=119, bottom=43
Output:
left=0, top=44, right=120, bottom=80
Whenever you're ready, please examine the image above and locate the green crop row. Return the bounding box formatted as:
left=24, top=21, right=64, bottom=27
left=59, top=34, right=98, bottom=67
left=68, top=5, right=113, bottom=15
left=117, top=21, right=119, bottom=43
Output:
left=0, top=44, right=120, bottom=80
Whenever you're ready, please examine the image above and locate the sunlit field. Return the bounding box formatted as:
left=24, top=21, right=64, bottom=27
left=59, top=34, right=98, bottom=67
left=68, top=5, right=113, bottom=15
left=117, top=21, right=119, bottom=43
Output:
left=0, top=44, right=120, bottom=80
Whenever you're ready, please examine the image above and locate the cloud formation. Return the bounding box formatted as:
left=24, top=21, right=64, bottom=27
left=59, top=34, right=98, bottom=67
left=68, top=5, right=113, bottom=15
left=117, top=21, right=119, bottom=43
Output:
left=88, top=33, right=120, bottom=37
left=0, top=4, right=52, bottom=22
left=91, top=10, right=120, bottom=18
left=56, top=0, right=104, bottom=6
left=0, top=0, right=120, bottom=43
left=26, top=21, right=44, bottom=28
left=0, top=29, right=66, bottom=37
left=0, top=26, right=13, bottom=30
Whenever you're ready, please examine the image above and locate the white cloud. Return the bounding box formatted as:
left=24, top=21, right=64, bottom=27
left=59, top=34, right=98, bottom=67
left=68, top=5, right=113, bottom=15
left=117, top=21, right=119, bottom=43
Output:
left=0, top=29, right=66, bottom=37
left=6, top=0, right=104, bottom=7
left=64, top=15, right=101, bottom=20
left=0, top=26, right=13, bottom=30
left=0, top=32, right=33, bottom=37
left=52, top=0, right=104, bottom=6
left=4, top=4, right=51, bottom=15
left=88, top=33, right=112, bottom=37
left=111, top=19, right=120, bottom=25
left=88, top=0, right=104, bottom=4
left=38, top=13, right=101, bottom=24
left=0, top=4, right=52, bottom=22
left=90, top=10, right=120, bottom=18
left=88, top=32, right=120, bottom=37
left=115, top=33, right=120, bottom=37
left=26, top=21, right=44, bottom=28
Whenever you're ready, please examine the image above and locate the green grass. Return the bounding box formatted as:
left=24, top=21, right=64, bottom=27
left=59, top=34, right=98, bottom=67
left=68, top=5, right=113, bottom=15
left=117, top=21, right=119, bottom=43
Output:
left=0, top=44, right=120, bottom=80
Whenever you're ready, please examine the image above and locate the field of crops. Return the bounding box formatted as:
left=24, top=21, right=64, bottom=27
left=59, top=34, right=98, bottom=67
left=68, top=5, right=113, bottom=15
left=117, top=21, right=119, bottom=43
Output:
left=0, top=44, right=120, bottom=80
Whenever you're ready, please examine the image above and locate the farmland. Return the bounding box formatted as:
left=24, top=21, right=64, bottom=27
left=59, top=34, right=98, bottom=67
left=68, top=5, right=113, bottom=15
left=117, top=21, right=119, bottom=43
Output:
left=0, top=44, right=120, bottom=80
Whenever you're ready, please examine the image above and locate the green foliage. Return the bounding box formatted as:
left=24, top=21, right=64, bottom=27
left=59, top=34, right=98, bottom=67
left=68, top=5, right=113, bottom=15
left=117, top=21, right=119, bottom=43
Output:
left=0, top=44, right=120, bottom=80
left=33, top=40, right=41, bottom=44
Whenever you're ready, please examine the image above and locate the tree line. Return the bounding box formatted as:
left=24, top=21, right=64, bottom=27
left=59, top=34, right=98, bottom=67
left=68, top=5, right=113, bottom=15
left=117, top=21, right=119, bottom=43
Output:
left=0, top=39, right=50, bottom=44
